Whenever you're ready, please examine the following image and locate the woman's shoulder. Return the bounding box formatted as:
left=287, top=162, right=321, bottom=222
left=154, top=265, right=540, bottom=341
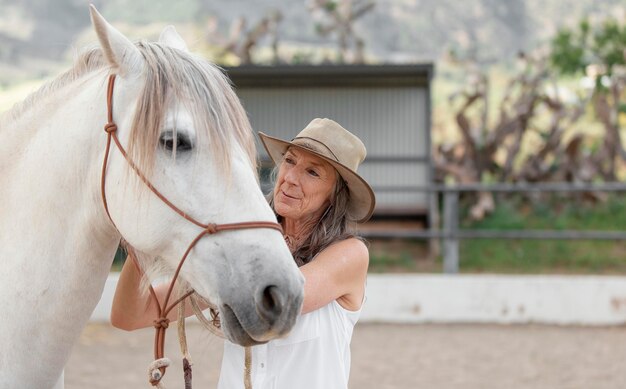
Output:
left=299, top=236, right=369, bottom=313
left=323, top=238, right=368, bottom=311
left=330, top=236, right=367, bottom=250
left=320, top=237, right=369, bottom=264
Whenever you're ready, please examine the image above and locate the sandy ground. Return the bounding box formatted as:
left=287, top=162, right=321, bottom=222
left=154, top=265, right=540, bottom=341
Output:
left=65, top=322, right=626, bottom=389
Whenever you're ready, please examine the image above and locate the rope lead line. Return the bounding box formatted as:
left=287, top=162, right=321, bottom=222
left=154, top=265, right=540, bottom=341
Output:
left=244, top=347, right=252, bottom=389
left=178, top=297, right=193, bottom=389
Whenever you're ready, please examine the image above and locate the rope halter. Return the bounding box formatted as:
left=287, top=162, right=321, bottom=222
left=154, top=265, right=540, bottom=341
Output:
left=101, top=74, right=282, bottom=387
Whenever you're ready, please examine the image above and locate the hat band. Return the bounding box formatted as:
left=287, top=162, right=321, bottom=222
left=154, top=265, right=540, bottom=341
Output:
left=292, top=136, right=340, bottom=162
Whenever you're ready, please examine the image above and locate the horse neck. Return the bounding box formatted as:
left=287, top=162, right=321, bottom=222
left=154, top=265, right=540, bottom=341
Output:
left=1, top=71, right=119, bottom=263
left=0, top=72, right=121, bottom=385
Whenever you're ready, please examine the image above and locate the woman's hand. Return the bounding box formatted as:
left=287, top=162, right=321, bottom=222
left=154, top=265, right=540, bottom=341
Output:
left=110, top=255, right=203, bottom=330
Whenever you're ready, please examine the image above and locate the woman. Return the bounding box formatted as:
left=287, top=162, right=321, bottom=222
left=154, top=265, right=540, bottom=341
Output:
left=111, top=118, right=376, bottom=389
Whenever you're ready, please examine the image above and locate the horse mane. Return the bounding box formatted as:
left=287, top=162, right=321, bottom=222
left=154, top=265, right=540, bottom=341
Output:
left=2, top=46, right=107, bottom=123
left=2, top=41, right=258, bottom=179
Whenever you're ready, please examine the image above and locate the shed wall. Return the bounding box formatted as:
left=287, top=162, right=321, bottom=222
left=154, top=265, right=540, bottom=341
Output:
left=237, top=85, right=429, bottom=214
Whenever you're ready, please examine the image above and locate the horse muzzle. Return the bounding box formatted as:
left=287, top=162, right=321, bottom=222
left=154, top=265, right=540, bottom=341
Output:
left=219, top=281, right=304, bottom=346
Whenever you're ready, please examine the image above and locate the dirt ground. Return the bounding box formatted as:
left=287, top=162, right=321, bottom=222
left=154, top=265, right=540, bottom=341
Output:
left=65, top=322, right=626, bottom=389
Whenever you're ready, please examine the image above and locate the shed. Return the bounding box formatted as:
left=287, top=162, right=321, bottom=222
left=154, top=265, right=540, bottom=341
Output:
left=225, top=64, right=434, bottom=223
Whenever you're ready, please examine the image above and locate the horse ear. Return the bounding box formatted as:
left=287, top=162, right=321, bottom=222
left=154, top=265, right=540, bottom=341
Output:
left=89, top=5, right=142, bottom=75
left=159, top=25, right=189, bottom=52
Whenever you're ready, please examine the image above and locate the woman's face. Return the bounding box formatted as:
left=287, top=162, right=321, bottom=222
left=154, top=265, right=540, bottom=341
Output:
left=273, top=147, right=337, bottom=222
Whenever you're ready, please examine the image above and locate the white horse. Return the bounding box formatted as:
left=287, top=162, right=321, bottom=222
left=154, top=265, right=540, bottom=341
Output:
left=0, top=6, right=303, bottom=389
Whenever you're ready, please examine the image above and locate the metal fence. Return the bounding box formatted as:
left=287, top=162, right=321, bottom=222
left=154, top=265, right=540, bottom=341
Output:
left=363, top=182, right=626, bottom=274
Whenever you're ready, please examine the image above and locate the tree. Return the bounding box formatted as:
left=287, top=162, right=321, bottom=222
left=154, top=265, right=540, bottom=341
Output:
left=550, top=17, right=626, bottom=180
left=206, top=10, right=283, bottom=65
left=308, top=0, right=375, bottom=63
left=435, top=52, right=594, bottom=219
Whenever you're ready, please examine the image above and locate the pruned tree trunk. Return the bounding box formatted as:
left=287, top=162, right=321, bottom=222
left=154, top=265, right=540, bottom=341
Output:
left=434, top=52, right=618, bottom=220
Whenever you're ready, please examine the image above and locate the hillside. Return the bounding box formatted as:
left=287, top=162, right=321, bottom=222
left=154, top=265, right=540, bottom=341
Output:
left=0, top=0, right=623, bottom=86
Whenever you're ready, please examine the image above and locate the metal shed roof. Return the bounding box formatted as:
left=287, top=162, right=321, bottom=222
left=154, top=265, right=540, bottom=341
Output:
left=225, top=64, right=433, bottom=87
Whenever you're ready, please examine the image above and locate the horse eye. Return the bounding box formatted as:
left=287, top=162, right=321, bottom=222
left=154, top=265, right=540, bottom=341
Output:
left=160, top=131, right=193, bottom=152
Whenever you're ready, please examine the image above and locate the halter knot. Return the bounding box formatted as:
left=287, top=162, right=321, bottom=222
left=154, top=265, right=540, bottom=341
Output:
left=210, top=308, right=222, bottom=328
left=205, top=223, right=218, bottom=234
left=104, top=123, right=118, bottom=133
left=153, top=317, right=170, bottom=329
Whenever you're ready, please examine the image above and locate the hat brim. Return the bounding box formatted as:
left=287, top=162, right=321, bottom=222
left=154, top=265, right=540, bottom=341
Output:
left=259, top=132, right=375, bottom=223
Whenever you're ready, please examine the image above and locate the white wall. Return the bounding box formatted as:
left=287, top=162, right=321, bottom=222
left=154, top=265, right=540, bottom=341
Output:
left=92, top=273, right=626, bottom=325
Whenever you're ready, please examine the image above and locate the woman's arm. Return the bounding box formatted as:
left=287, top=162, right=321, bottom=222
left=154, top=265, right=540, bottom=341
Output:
left=112, top=237, right=368, bottom=329
left=299, top=237, right=369, bottom=314
left=110, top=255, right=201, bottom=330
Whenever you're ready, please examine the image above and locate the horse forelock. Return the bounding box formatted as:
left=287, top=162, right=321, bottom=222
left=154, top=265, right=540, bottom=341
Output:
left=128, top=41, right=258, bottom=182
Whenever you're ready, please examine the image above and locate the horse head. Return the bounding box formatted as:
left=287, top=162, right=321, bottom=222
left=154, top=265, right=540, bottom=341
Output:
left=90, top=7, right=303, bottom=346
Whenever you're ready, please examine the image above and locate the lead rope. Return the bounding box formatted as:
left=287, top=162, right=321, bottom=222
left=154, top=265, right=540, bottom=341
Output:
left=101, top=74, right=279, bottom=389
left=177, top=292, right=253, bottom=389
left=244, top=347, right=253, bottom=389
left=177, top=295, right=192, bottom=389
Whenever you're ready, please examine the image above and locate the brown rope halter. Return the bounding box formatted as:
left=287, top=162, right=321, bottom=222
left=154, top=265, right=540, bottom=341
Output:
left=101, top=74, right=282, bottom=386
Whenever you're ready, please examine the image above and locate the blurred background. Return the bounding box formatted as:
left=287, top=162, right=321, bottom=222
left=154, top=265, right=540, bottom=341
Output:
left=3, top=1, right=626, bottom=388
left=2, top=0, right=626, bottom=275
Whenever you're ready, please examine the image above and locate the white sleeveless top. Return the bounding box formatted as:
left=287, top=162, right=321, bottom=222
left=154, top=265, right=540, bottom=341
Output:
left=218, top=299, right=362, bottom=389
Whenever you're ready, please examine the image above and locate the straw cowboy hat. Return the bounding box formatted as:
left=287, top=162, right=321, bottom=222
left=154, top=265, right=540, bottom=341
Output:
left=259, top=118, right=376, bottom=223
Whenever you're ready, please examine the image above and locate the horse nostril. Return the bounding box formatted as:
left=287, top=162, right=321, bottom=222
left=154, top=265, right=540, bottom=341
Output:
left=258, top=285, right=283, bottom=324
left=263, top=286, right=278, bottom=311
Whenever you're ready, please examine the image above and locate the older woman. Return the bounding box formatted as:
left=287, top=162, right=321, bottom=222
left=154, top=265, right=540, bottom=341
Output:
left=111, top=118, right=375, bottom=389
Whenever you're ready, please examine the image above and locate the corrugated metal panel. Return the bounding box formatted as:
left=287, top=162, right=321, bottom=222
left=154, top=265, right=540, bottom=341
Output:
left=237, top=86, right=429, bottom=214
left=359, top=161, right=429, bottom=213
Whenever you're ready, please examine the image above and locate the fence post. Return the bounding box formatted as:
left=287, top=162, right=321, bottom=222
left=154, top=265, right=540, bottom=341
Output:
left=428, top=190, right=440, bottom=260
left=443, top=191, right=459, bottom=274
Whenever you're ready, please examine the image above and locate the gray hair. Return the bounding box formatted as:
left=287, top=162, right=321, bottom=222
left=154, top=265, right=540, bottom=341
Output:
left=267, top=164, right=361, bottom=267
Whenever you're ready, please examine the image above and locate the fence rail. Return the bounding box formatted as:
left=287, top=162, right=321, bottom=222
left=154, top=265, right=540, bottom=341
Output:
left=364, top=182, right=626, bottom=274
left=372, top=182, right=626, bottom=193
